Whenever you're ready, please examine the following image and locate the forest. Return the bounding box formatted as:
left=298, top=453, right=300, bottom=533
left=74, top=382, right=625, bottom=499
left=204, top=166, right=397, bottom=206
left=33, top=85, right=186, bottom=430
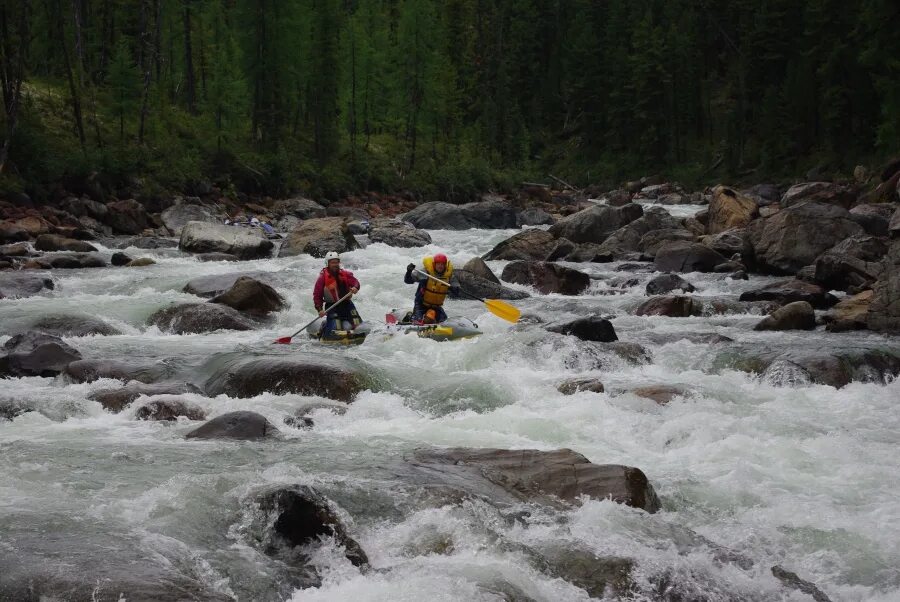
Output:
left=1, top=0, right=898, bottom=202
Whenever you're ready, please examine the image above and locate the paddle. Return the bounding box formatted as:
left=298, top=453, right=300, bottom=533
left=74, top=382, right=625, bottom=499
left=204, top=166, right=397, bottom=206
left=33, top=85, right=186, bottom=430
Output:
left=273, top=290, right=354, bottom=344
left=412, top=270, right=521, bottom=324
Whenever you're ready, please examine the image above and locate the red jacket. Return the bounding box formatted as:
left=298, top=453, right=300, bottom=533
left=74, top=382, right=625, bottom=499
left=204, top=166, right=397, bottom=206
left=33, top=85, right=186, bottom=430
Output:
left=313, top=267, right=360, bottom=309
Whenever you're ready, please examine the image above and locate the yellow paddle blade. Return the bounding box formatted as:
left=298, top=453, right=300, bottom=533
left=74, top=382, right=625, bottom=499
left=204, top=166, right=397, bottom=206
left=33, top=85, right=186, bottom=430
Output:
left=483, top=298, right=521, bottom=323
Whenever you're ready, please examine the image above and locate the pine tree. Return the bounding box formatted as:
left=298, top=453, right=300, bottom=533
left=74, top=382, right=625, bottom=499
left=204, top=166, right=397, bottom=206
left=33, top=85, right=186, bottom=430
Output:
left=107, top=36, right=140, bottom=143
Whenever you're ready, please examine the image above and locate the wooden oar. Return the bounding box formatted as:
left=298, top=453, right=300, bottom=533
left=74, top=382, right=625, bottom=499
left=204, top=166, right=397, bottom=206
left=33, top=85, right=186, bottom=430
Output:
left=413, top=270, right=521, bottom=324
left=273, top=290, right=354, bottom=344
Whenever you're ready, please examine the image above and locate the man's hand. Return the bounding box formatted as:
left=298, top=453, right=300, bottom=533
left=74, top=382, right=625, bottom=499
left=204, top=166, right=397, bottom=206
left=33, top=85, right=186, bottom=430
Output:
left=349, top=287, right=358, bottom=295
left=406, top=263, right=415, bottom=272
left=318, top=310, right=326, bottom=317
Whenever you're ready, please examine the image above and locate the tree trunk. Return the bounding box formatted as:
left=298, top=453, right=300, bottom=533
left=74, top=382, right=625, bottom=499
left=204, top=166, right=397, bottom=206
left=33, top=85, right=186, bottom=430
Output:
left=137, top=0, right=155, bottom=144
left=0, top=3, right=29, bottom=173
left=57, top=0, right=87, bottom=152
left=183, top=0, right=196, bottom=113
left=349, top=27, right=357, bottom=167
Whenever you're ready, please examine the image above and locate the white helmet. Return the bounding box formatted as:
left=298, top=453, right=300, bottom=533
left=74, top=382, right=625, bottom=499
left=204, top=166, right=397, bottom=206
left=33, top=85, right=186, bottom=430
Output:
left=324, top=251, right=340, bottom=264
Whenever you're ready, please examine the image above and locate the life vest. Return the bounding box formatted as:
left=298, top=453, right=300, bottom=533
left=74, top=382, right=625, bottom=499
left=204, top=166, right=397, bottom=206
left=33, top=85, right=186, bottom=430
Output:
left=420, top=256, right=453, bottom=308
left=321, top=268, right=352, bottom=305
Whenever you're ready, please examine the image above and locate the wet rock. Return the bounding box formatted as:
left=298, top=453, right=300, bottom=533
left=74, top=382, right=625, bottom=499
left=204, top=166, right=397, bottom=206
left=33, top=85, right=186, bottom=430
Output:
left=813, top=234, right=887, bottom=292
left=203, top=354, right=366, bottom=401
left=114, top=236, right=178, bottom=249
left=49, top=255, right=84, bottom=269
left=0, top=331, right=82, bottom=377
left=868, top=237, right=900, bottom=332
left=713, top=260, right=745, bottom=273
left=453, top=269, right=530, bottom=300
left=557, top=378, right=605, bottom=394
left=483, top=229, right=557, bottom=261
left=253, top=484, right=368, bottom=567
left=501, top=261, right=590, bottom=295
left=631, top=385, right=687, bottom=405
left=278, top=216, right=359, bottom=258
left=183, top=270, right=282, bottom=298
left=186, top=410, right=279, bottom=440
left=707, top=186, right=758, bottom=234
left=33, top=233, right=97, bottom=253
left=111, top=251, right=132, bottom=266
left=463, top=256, right=500, bottom=283
left=825, top=290, right=873, bottom=332
left=537, top=548, right=633, bottom=600
left=739, top=279, right=838, bottom=309
left=134, top=397, right=206, bottom=421
left=89, top=381, right=203, bottom=412
left=160, top=201, right=222, bottom=235
left=368, top=219, right=432, bottom=247
left=646, top=273, right=695, bottom=295
left=0, top=221, right=29, bottom=242
left=403, top=201, right=477, bottom=229
left=60, top=196, right=108, bottom=220
left=781, top=182, right=856, bottom=209
left=180, top=221, right=274, bottom=259
left=461, top=199, right=519, bottom=228
left=771, top=566, right=834, bottom=602
left=285, top=400, right=350, bottom=428
left=754, top=301, right=816, bottom=331
left=147, top=303, right=254, bottom=334
left=517, top=208, right=555, bottom=226
left=635, top=295, right=701, bottom=317
left=196, top=252, right=240, bottom=261
left=638, top=228, right=695, bottom=256
left=849, top=203, right=895, bottom=236
left=747, top=201, right=863, bottom=274
left=210, top=276, right=286, bottom=317
left=0, top=272, right=54, bottom=299
left=126, top=257, right=155, bottom=267
left=65, top=358, right=175, bottom=384
left=646, top=332, right=733, bottom=345
left=546, top=317, right=617, bottom=342
left=700, top=227, right=750, bottom=257
left=548, top=203, right=643, bottom=244
left=0, top=241, right=30, bottom=257
left=104, top=198, right=150, bottom=234
left=14, top=215, right=51, bottom=236
left=654, top=241, right=727, bottom=273
left=23, top=314, right=121, bottom=336
left=405, top=447, right=661, bottom=513
left=272, top=197, right=327, bottom=219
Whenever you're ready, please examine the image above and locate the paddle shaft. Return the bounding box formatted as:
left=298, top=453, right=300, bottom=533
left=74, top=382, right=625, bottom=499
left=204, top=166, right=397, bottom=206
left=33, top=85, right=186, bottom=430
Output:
left=280, top=290, right=354, bottom=342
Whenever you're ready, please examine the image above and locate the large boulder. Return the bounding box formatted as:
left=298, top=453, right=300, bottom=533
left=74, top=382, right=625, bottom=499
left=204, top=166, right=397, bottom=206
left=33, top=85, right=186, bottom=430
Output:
left=104, top=199, right=150, bottom=234
left=707, top=186, right=758, bottom=234
left=272, top=197, right=327, bottom=219
left=367, top=219, right=432, bottom=247
left=64, top=359, right=174, bottom=383
left=21, top=314, right=121, bottom=337
left=637, top=228, right=696, bottom=256
left=179, top=221, right=274, bottom=259
left=34, top=233, right=97, bottom=252
left=60, top=196, right=108, bottom=220
left=850, top=203, right=896, bottom=236
left=452, top=269, right=530, bottom=300
left=183, top=270, right=282, bottom=298
left=546, top=317, right=617, bottom=342
left=825, top=290, right=873, bottom=332
left=278, top=217, right=359, bottom=258
left=700, top=227, right=751, bottom=257
left=501, top=261, right=590, bottom=295
left=747, top=202, right=864, bottom=274
left=462, top=256, right=500, bottom=283
left=646, top=273, right=695, bottom=295
left=739, top=279, right=838, bottom=309
left=634, top=295, right=701, bottom=317
left=591, top=206, right=683, bottom=259
left=405, top=448, right=660, bottom=513
left=868, top=238, right=900, bottom=332
left=548, top=203, right=643, bottom=244
left=461, top=199, right=518, bottom=228
left=0, top=221, right=30, bottom=242
left=517, top=207, right=555, bottom=226
left=753, top=301, right=816, bottom=331
left=813, top=235, right=887, bottom=291
left=185, top=410, right=279, bottom=440
left=147, top=303, right=254, bottom=334
left=403, top=201, right=477, bottom=229
left=210, top=276, right=286, bottom=317
left=482, top=229, right=557, bottom=261
left=134, top=397, right=206, bottom=421
left=160, top=201, right=222, bottom=235
left=0, top=273, right=54, bottom=299
left=203, top=354, right=366, bottom=401
left=654, top=241, right=727, bottom=273
left=781, top=182, right=856, bottom=209
left=89, top=381, right=204, bottom=412
left=0, top=331, right=82, bottom=377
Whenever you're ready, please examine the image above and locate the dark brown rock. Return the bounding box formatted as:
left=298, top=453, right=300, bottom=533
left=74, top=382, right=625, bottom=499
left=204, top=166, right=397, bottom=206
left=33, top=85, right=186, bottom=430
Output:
left=210, top=276, right=286, bottom=317
left=185, top=410, right=278, bottom=440
left=482, top=228, right=557, bottom=261
left=654, top=241, right=727, bottom=273
left=134, top=398, right=206, bottom=421
left=646, top=273, right=695, bottom=295
left=634, top=295, right=701, bottom=317
left=147, top=303, right=254, bottom=334
left=65, top=359, right=174, bottom=384
left=631, top=385, right=688, bottom=405
left=557, top=378, right=605, bottom=395
left=0, top=331, right=82, bottom=378
left=739, top=279, right=838, bottom=309
left=546, top=317, right=617, bottom=342
left=549, top=203, right=643, bottom=244
left=34, top=233, right=98, bottom=253
left=104, top=199, right=150, bottom=234
left=89, top=381, right=203, bottom=412
left=754, top=301, right=816, bottom=331
left=501, top=261, right=590, bottom=295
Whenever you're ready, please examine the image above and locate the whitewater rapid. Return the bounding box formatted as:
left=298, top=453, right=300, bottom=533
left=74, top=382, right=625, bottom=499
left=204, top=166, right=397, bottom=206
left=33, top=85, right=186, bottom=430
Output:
left=2, top=222, right=899, bottom=601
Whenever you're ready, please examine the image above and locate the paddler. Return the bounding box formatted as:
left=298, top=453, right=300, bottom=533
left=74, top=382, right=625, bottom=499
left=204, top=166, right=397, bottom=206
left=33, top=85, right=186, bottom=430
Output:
left=313, top=251, right=361, bottom=336
left=404, top=253, right=459, bottom=324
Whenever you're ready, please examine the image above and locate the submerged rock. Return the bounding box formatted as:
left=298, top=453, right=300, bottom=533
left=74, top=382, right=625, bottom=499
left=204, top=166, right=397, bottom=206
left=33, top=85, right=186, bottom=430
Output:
left=89, top=381, right=203, bottom=412
left=0, top=272, right=54, bottom=299
left=0, top=331, right=82, bottom=378
left=185, top=410, right=279, bottom=440
left=557, top=378, right=605, bottom=395
left=23, top=313, right=122, bottom=337
left=210, top=276, right=286, bottom=317
left=546, top=317, right=618, bottom=342
left=630, top=385, right=688, bottom=405
left=65, top=359, right=174, bottom=384
left=134, top=397, right=207, bottom=421
left=501, top=261, right=590, bottom=295
left=754, top=301, right=816, bottom=331
left=634, top=295, right=701, bottom=317
left=147, top=303, right=254, bottom=334
left=179, top=221, right=274, bottom=259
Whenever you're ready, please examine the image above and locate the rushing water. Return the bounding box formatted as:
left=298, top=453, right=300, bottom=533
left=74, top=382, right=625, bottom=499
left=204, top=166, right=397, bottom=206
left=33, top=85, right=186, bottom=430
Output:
left=2, top=216, right=900, bottom=601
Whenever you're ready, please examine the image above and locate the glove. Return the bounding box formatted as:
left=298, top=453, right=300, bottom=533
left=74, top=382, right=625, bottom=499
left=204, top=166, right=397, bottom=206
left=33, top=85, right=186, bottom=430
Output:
left=406, top=263, right=415, bottom=273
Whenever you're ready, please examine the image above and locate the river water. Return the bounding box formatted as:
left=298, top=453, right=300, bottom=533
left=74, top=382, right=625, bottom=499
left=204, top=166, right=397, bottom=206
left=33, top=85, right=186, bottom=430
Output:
left=2, top=213, right=899, bottom=601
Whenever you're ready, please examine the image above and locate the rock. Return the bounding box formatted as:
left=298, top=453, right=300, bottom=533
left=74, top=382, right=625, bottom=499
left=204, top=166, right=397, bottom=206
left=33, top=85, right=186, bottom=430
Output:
left=60, top=196, right=108, bottom=220
left=482, top=228, right=557, bottom=261
left=517, top=208, right=555, bottom=226
left=48, top=255, right=82, bottom=269
left=0, top=331, right=82, bottom=377
left=90, top=381, right=204, bottom=412
left=160, top=201, right=222, bottom=235
left=748, top=202, right=864, bottom=274
left=891, top=208, right=900, bottom=238
left=647, top=332, right=733, bottom=345
left=14, top=215, right=51, bottom=236
left=634, top=295, right=701, bottom=317
left=646, top=273, right=696, bottom=295
left=272, top=197, right=327, bottom=219
left=452, top=269, right=530, bottom=300
left=403, top=202, right=477, bottom=230
left=546, top=317, right=617, bottom=342
left=114, top=236, right=178, bottom=249
left=147, top=303, right=254, bottom=334
left=104, top=199, right=150, bottom=234
left=65, top=359, right=173, bottom=384
left=654, top=241, right=727, bottom=273
left=548, top=203, right=643, bottom=244
left=824, top=290, right=873, bottom=332
left=367, top=219, right=432, bottom=247
left=0, top=272, right=54, bottom=299
left=179, top=221, right=274, bottom=259
left=631, top=385, right=687, bottom=404
left=871, top=171, right=900, bottom=204
left=557, top=378, right=605, bottom=394
left=739, top=279, right=838, bottom=309
left=33, top=233, right=97, bottom=253
left=185, top=410, right=279, bottom=440
left=813, top=235, right=887, bottom=291
left=22, top=314, right=121, bottom=336
left=655, top=192, right=690, bottom=205
left=868, top=238, right=900, bottom=332
left=681, top=216, right=706, bottom=237
left=183, top=270, right=282, bottom=298
left=729, top=270, right=749, bottom=280
left=850, top=203, right=895, bottom=236
left=111, top=251, right=132, bottom=266
left=278, top=216, right=359, bottom=258
left=0, top=242, right=29, bottom=257
left=462, top=256, right=500, bottom=283
left=781, top=182, right=856, bottom=209
left=537, top=548, right=633, bottom=599
left=700, top=227, right=750, bottom=257
left=203, top=354, right=366, bottom=401
left=406, top=448, right=660, bottom=513
left=126, top=257, right=155, bottom=267
left=713, top=260, right=745, bottom=272
left=0, top=222, right=30, bottom=242
left=210, top=276, right=286, bottom=317
left=759, top=204, right=781, bottom=218
left=253, top=484, right=368, bottom=567
left=461, top=199, right=519, bottom=228
left=754, top=301, right=816, bottom=331
left=638, top=228, right=695, bottom=256
left=134, top=397, right=206, bottom=421
left=501, top=261, right=590, bottom=295
left=707, top=186, right=758, bottom=234
left=591, top=206, right=683, bottom=259
left=196, top=252, right=240, bottom=262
